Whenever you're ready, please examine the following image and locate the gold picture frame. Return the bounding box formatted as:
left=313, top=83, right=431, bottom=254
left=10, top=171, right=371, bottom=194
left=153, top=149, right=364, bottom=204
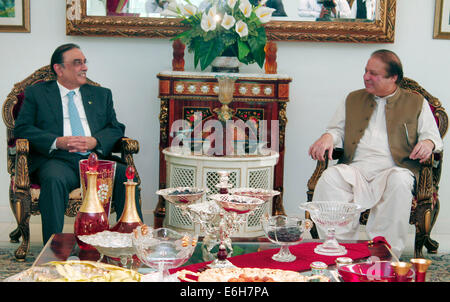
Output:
left=434, top=0, right=450, bottom=39
left=67, top=0, right=396, bottom=43
left=0, top=0, right=30, bottom=33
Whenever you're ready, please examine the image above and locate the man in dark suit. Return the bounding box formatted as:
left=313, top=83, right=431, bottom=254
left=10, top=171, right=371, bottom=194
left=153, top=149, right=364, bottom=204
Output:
left=14, top=43, right=143, bottom=244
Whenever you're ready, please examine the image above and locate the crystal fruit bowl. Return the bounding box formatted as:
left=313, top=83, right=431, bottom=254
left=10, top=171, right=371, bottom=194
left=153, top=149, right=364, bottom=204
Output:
left=261, top=215, right=313, bottom=262
left=132, top=225, right=197, bottom=281
left=299, top=201, right=363, bottom=256
left=156, top=187, right=206, bottom=206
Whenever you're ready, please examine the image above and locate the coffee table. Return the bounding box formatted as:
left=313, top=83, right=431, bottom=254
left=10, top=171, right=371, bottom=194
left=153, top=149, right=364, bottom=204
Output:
left=33, top=233, right=392, bottom=271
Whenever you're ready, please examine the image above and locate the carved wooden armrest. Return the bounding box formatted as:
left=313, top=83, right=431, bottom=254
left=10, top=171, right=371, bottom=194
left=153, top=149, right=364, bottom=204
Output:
left=415, top=153, right=438, bottom=206
left=120, top=137, right=139, bottom=158
left=14, top=138, right=31, bottom=192
left=119, top=137, right=141, bottom=187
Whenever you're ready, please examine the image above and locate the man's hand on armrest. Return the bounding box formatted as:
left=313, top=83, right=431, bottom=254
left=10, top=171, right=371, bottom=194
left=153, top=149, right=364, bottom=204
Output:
left=409, top=139, right=435, bottom=164
left=309, top=133, right=335, bottom=161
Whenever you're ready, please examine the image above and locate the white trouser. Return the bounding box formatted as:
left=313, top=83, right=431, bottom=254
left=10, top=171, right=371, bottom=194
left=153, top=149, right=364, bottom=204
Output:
left=312, top=164, right=414, bottom=258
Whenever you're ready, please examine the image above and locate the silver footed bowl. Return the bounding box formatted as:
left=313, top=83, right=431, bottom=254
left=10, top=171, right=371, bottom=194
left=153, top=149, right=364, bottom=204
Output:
left=209, top=194, right=265, bottom=214
left=77, top=230, right=135, bottom=258
left=156, top=187, right=206, bottom=206
left=228, top=188, right=280, bottom=202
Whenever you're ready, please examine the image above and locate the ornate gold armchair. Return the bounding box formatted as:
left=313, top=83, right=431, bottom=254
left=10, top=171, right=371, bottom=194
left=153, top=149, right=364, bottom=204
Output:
left=2, top=65, right=141, bottom=261
left=306, top=77, right=448, bottom=258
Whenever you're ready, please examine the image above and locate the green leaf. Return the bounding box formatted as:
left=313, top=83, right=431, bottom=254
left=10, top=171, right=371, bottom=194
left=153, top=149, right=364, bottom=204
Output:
left=198, top=39, right=225, bottom=70
left=237, top=40, right=250, bottom=61
left=248, top=27, right=267, bottom=68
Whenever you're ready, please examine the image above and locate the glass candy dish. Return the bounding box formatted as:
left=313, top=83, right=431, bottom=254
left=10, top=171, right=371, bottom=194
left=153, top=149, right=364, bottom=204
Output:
left=156, top=187, right=206, bottom=207
left=209, top=194, right=265, bottom=214
left=77, top=231, right=136, bottom=268
left=228, top=188, right=280, bottom=202
left=261, top=215, right=313, bottom=262
left=299, top=201, right=363, bottom=256
left=132, top=226, right=198, bottom=282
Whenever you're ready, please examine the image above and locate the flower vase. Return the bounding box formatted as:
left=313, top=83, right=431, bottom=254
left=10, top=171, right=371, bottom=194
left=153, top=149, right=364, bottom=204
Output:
left=211, top=56, right=240, bottom=73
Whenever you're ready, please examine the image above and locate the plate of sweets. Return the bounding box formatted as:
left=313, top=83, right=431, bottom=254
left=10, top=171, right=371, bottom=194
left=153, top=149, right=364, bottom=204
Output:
left=177, top=267, right=330, bottom=282
left=4, top=260, right=142, bottom=282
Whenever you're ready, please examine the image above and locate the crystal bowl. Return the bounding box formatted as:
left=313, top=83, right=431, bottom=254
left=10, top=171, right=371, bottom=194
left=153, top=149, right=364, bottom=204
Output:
left=132, top=226, right=198, bottom=281
left=228, top=188, right=280, bottom=202
left=299, top=201, right=363, bottom=256
left=299, top=201, right=363, bottom=227
left=156, top=187, right=206, bottom=206
left=208, top=194, right=265, bottom=214
left=338, top=261, right=414, bottom=282
left=261, top=215, right=313, bottom=262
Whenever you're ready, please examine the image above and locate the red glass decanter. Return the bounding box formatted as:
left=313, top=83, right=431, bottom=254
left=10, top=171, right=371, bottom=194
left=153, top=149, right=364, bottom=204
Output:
left=110, top=166, right=143, bottom=233
left=74, top=153, right=109, bottom=250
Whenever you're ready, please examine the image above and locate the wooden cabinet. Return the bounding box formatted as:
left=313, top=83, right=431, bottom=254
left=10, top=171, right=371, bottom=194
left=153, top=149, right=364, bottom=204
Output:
left=153, top=70, right=291, bottom=227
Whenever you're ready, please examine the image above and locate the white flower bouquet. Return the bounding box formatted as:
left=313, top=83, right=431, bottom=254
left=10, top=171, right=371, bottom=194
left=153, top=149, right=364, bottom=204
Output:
left=169, top=0, right=275, bottom=70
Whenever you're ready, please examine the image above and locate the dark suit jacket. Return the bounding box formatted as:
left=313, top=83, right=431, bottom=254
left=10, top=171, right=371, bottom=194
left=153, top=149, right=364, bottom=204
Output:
left=14, top=80, right=125, bottom=173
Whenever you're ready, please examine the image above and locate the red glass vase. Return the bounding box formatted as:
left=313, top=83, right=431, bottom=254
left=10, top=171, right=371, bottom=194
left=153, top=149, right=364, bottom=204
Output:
left=79, top=159, right=116, bottom=219
left=74, top=153, right=109, bottom=250
left=110, top=166, right=143, bottom=233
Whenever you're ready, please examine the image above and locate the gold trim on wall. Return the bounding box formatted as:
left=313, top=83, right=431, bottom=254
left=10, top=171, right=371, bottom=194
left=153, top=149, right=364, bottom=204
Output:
left=434, top=0, right=450, bottom=39
left=0, top=0, right=30, bottom=33
left=67, top=0, right=396, bottom=43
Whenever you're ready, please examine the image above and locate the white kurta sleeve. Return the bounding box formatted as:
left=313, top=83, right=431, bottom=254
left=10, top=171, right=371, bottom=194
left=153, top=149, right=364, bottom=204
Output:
left=325, top=99, right=346, bottom=148
left=417, top=98, right=444, bottom=152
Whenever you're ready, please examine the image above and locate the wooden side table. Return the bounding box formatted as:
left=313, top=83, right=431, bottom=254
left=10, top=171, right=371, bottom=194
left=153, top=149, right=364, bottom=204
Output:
left=154, top=71, right=292, bottom=227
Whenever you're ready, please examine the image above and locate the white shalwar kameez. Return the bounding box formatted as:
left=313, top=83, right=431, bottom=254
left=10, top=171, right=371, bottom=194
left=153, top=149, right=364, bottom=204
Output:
left=312, top=93, right=443, bottom=258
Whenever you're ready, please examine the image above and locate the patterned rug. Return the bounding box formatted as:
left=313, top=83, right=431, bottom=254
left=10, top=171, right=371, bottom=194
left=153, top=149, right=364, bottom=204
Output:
left=1, top=241, right=449, bottom=282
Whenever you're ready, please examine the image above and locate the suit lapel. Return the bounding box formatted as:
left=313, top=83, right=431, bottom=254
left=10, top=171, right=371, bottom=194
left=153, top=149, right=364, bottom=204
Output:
left=80, top=84, right=96, bottom=133
left=45, top=81, right=64, bottom=135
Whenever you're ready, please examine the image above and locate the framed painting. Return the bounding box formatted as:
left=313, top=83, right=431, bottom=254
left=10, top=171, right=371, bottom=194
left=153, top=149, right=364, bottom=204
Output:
left=434, top=0, right=450, bottom=39
left=0, top=0, right=30, bottom=32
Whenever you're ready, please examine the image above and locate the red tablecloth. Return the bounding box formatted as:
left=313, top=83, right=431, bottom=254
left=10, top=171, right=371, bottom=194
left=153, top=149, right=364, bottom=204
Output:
left=170, top=241, right=372, bottom=274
